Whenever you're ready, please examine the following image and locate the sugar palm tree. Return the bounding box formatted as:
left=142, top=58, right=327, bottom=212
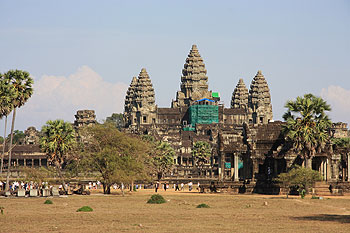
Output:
left=40, top=120, right=76, bottom=191
left=4, top=70, right=33, bottom=190
left=0, top=75, right=15, bottom=175
left=283, top=94, right=331, bottom=168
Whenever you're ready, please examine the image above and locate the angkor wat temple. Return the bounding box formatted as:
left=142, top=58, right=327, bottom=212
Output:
left=123, top=45, right=350, bottom=192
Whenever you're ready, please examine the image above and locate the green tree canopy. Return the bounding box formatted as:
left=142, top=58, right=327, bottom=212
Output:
left=3, top=70, right=34, bottom=190
left=105, top=113, right=124, bottom=130
left=192, top=141, right=212, bottom=167
left=283, top=94, right=332, bottom=167
left=78, top=123, right=152, bottom=194
left=152, top=141, right=175, bottom=179
left=40, top=119, right=76, bottom=190
left=275, top=166, right=322, bottom=198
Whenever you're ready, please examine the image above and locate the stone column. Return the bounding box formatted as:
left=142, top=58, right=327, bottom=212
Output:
left=252, top=160, right=259, bottom=181
left=32, top=159, right=34, bottom=167
left=234, top=154, right=239, bottom=181
left=16, top=159, right=19, bottom=167
left=39, top=159, right=41, bottom=167
left=24, top=159, right=26, bottom=167
left=327, top=159, right=331, bottom=181
left=274, top=159, right=278, bottom=176
left=348, top=154, right=350, bottom=182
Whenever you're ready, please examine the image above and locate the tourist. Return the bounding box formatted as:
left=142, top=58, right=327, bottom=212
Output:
left=180, top=182, right=184, bottom=191
left=197, top=182, right=200, bottom=192
left=164, top=183, right=167, bottom=191
left=155, top=181, right=159, bottom=192
left=188, top=181, right=193, bottom=191
left=175, top=182, right=180, bottom=191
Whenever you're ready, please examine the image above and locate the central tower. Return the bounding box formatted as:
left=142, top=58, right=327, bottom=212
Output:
left=172, top=45, right=212, bottom=107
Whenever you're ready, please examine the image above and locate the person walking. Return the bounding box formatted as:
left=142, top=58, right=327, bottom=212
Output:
left=188, top=181, right=193, bottom=191
left=164, top=183, right=167, bottom=191
left=155, top=181, right=159, bottom=192
left=175, top=182, right=180, bottom=191
left=180, top=182, right=184, bottom=191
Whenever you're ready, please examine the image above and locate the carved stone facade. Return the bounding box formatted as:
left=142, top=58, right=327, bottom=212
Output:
left=123, top=44, right=350, bottom=191
left=248, top=70, right=273, bottom=125
left=24, top=126, right=40, bottom=145
left=123, top=68, right=157, bottom=128
left=74, top=110, right=96, bottom=129
left=171, top=45, right=212, bottom=108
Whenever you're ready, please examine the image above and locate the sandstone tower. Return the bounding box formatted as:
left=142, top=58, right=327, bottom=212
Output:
left=231, top=78, right=249, bottom=110
left=172, top=45, right=212, bottom=107
left=74, top=110, right=97, bottom=129
left=248, top=70, right=273, bottom=124
left=124, top=68, right=156, bottom=127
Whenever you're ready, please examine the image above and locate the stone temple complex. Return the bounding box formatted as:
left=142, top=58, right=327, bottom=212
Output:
left=1, top=45, right=349, bottom=194
left=122, top=44, right=350, bottom=193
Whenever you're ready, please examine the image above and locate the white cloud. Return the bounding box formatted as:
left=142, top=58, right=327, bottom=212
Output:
left=321, top=85, right=350, bottom=125
left=14, top=66, right=128, bottom=130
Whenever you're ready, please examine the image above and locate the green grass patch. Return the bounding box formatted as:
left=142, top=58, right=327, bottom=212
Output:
left=197, top=203, right=210, bottom=208
left=147, top=194, right=166, bottom=204
left=44, top=199, right=53, bottom=204
left=76, top=206, right=93, bottom=212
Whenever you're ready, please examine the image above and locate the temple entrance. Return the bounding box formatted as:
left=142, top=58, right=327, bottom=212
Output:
left=312, top=156, right=329, bottom=181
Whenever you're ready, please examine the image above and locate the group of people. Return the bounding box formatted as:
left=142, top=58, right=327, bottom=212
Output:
left=0, top=180, right=50, bottom=192
left=154, top=181, right=200, bottom=192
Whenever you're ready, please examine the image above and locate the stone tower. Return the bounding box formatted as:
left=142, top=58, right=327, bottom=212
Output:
left=123, top=77, right=137, bottom=126
left=124, top=68, right=156, bottom=127
left=231, top=78, right=249, bottom=110
left=172, top=45, right=212, bottom=107
left=248, top=70, right=273, bottom=124
left=74, top=110, right=97, bottom=129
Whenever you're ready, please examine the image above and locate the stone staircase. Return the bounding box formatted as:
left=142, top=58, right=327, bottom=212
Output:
left=313, top=182, right=343, bottom=196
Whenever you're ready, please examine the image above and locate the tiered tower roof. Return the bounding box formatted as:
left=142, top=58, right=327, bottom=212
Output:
left=231, top=78, right=249, bottom=109
left=134, top=68, right=156, bottom=111
left=124, top=76, right=137, bottom=112
left=172, top=45, right=212, bottom=107
left=248, top=70, right=273, bottom=122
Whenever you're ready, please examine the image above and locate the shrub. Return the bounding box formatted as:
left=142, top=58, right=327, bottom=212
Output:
left=44, top=200, right=53, bottom=204
left=76, top=206, right=93, bottom=212
left=311, top=196, right=320, bottom=199
left=147, top=194, right=166, bottom=204
left=196, top=203, right=210, bottom=208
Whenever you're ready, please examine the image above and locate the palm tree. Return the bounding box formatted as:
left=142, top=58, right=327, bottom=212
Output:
left=0, top=74, right=15, bottom=175
left=283, top=94, right=331, bottom=168
left=4, top=70, right=33, bottom=190
left=152, top=141, right=175, bottom=179
left=40, top=120, right=76, bottom=191
left=192, top=141, right=212, bottom=176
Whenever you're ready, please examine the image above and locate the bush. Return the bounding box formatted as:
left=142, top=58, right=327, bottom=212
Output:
left=44, top=200, right=53, bottom=204
left=76, top=206, right=93, bottom=212
left=147, top=194, right=166, bottom=204
left=196, top=203, right=210, bottom=208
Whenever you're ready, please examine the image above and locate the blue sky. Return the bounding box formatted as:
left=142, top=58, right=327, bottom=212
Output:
left=0, top=0, right=349, bottom=130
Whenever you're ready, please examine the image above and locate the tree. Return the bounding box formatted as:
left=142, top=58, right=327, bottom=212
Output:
left=40, top=119, right=76, bottom=191
left=7, top=130, right=25, bottom=145
left=78, top=124, right=151, bottom=194
left=4, top=70, right=33, bottom=190
left=192, top=141, right=212, bottom=175
left=0, top=74, right=15, bottom=175
left=152, top=141, right=175, bottom=179
left=105, top=113, right=124, bottom=130
left=283, top=94, right=332, bottom=168
left=274, top=166, right=322, bottom=198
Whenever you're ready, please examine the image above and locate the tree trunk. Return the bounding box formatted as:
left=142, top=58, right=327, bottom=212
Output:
left=121, top=183, right=125, bottom=196
left=5, top=108, right=16, bottom=191
left=56, top=162, right=66, bottom=193
left=0, top=115, right=8, bottom=175
left=103, top=183, right=111, bottom=194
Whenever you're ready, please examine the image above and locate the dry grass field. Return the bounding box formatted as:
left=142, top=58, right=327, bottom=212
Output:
left=0, top=189, right=350, bottom=233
